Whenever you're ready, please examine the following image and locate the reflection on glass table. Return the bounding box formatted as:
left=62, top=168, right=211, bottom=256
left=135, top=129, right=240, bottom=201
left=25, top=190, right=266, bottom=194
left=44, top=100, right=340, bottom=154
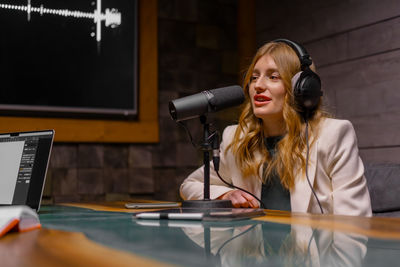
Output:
left=38, top=206, right=400, bottom=267
left=175, top=220, right=367, bottom=267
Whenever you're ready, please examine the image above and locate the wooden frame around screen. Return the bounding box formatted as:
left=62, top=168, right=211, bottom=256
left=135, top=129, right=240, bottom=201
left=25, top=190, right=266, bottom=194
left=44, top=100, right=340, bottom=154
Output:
left=0, top=0, right=158, bottom=143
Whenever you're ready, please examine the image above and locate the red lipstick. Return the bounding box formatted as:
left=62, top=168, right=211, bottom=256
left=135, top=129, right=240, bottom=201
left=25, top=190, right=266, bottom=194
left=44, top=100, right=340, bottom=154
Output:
left=253, top=94, right=271, bottom=106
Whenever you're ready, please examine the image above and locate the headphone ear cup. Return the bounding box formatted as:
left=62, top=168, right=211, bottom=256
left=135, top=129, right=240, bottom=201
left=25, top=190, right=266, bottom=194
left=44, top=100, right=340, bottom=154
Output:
left=291, top=71, right=302, bottom=93
left=292, top=69, right=322, bottom=113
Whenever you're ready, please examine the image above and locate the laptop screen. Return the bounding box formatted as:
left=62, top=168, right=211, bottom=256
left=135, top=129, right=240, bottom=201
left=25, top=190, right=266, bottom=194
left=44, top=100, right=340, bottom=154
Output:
left=0, top=130, right=54, bottom=211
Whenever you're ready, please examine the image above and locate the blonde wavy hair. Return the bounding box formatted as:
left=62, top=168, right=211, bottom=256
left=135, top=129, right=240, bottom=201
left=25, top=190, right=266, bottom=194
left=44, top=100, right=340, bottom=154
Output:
left=227, top=41, right=327, bottom=189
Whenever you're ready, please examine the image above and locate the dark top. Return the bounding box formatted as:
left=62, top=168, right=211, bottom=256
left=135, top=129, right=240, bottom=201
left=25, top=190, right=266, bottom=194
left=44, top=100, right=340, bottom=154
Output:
left=261, top=136, right=291, bottom=211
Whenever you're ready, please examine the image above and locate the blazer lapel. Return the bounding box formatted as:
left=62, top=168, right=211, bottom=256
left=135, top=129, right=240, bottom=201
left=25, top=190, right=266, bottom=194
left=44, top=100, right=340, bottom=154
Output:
left=291, top=141, right=318, bottom=213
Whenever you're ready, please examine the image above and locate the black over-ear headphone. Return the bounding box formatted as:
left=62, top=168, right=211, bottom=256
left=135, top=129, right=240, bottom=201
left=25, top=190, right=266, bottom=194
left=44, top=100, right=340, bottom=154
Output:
left=274, top=39, right=325, bottom=213
left=273, top=39, right=322, bottom=120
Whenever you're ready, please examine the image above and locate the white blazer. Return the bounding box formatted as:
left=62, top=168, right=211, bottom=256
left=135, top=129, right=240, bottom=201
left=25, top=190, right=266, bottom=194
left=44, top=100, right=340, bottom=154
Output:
left=180, top=118, right=372, bottom=217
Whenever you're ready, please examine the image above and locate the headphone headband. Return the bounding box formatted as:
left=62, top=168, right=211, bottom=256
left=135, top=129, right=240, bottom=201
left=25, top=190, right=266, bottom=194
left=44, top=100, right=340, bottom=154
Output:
left=271, top=38, right=322, bottom=120
left=273, top=39, right=312, bottom=70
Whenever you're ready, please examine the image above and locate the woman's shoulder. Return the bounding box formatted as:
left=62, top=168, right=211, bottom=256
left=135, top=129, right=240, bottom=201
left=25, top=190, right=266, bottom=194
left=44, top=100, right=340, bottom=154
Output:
left=222, top=124, right=238, bottom=135
left=318, top=117, right=354, bottom=133
left=220, top=125, right=237, bottom=143
left=316, top=117, right=357, bottom=144
left=223, top=124, right=238, bottom=133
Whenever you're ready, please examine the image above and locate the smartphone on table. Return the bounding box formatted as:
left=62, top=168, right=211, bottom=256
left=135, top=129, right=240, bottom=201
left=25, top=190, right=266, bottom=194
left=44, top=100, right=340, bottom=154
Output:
left=125, top=202, right=180, bottom=209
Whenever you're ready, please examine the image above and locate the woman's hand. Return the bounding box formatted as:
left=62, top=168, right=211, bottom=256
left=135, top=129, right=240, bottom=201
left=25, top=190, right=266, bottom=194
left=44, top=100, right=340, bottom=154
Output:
left=218, top=189, right=260, bottom=208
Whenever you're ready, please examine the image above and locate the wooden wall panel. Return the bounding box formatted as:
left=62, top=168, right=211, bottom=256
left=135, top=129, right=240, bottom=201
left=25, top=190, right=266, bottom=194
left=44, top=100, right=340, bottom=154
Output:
left=317, top=50, right=400, bottom=115
left=306, top=17, right=400, bottom=67
left=360, top=147, right=400, bottom=164
left=256, top=0, right=400, bottom=44
left=351, top=108, right=400, bottom=147
left=314, top=36, right=400, bottom=150
left=347, top=17, right=400, bottom=59
left=305, top=34, right=349, bottom=67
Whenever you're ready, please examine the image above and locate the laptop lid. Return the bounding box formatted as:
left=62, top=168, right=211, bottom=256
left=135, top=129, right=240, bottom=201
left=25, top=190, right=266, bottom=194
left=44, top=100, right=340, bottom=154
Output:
left=0, top=130, right=54, bottom=211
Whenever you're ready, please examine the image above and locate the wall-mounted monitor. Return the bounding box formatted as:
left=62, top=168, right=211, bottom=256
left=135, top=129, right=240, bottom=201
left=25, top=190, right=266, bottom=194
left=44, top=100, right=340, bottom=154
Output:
left=0, top=0, right=138, bottom=119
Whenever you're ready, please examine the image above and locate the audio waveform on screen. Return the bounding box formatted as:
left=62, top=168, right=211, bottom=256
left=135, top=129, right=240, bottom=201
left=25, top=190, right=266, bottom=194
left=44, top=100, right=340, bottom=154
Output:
left=0, top=0, right=121, bottom=42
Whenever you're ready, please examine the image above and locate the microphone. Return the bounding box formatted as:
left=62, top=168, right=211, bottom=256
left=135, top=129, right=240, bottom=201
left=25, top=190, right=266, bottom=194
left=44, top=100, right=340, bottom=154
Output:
left=169, top=85, right=244, bottom=122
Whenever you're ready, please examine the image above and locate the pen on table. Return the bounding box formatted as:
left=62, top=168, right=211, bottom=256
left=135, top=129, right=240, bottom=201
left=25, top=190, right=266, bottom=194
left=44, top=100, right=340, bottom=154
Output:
left=135, top=213, right=204, bottom=220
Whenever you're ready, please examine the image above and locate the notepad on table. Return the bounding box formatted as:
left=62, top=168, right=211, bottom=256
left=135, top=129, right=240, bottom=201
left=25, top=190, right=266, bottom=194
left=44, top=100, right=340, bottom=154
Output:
left=0, top=205, right=41, bottom=237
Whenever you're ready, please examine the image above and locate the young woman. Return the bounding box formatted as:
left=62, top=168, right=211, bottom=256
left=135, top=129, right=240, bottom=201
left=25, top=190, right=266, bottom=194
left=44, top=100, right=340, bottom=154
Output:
left=180, top=40, right=372, bottom=216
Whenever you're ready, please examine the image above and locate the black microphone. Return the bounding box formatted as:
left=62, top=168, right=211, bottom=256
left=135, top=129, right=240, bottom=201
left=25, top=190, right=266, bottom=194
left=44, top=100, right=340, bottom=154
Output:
left=169, top=85, right=244, bottom=122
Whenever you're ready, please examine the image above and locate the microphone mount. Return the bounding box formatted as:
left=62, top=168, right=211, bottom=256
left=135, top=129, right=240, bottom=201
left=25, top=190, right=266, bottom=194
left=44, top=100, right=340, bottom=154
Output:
left=181, top=115, right=233, bottom=209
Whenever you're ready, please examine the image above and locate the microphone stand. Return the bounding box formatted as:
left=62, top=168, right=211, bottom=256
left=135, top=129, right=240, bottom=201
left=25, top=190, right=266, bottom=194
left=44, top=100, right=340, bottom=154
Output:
left=181, top=115, right=232, bottom=209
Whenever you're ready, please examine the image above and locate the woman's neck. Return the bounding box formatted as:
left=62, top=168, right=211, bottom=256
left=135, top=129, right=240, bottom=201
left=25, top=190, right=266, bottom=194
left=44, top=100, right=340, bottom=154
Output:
left=262, top=116, right=286, bottom=137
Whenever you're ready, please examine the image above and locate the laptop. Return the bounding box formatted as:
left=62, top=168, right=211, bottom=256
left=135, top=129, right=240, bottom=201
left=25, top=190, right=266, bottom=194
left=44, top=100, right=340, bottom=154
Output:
left=0, top=130, right=54, bottom=211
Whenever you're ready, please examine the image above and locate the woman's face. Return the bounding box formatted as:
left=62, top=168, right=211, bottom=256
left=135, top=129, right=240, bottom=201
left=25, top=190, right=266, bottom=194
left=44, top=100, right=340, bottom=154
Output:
left=249, top=54, right=286, bottom=122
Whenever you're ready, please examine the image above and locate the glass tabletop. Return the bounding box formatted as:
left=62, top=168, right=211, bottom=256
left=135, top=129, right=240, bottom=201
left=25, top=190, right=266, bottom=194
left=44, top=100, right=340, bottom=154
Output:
left=39, top=205, right=400, bottom=267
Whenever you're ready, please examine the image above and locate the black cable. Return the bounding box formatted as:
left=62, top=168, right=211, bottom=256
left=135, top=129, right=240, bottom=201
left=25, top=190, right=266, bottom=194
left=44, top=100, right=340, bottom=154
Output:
left=178, top=122, right=263, bottom=207
left=304, top=228, right=318, bottom=266
left=215, top=169, right=266, bottom=209
left=178, top=121, right=218, bottom=150
left=213, top=122, right=323, bottom=213
left=205, top=223, right=260, bottom=267
left=179, top=120, right=265, bottom=209
left=304, top=120, right=324, bottom=214
left=177, top=121, right=201, bottom=149
left=215, top=223, right=259, bottom=258
left=181, top=118, right=321, bottom=212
